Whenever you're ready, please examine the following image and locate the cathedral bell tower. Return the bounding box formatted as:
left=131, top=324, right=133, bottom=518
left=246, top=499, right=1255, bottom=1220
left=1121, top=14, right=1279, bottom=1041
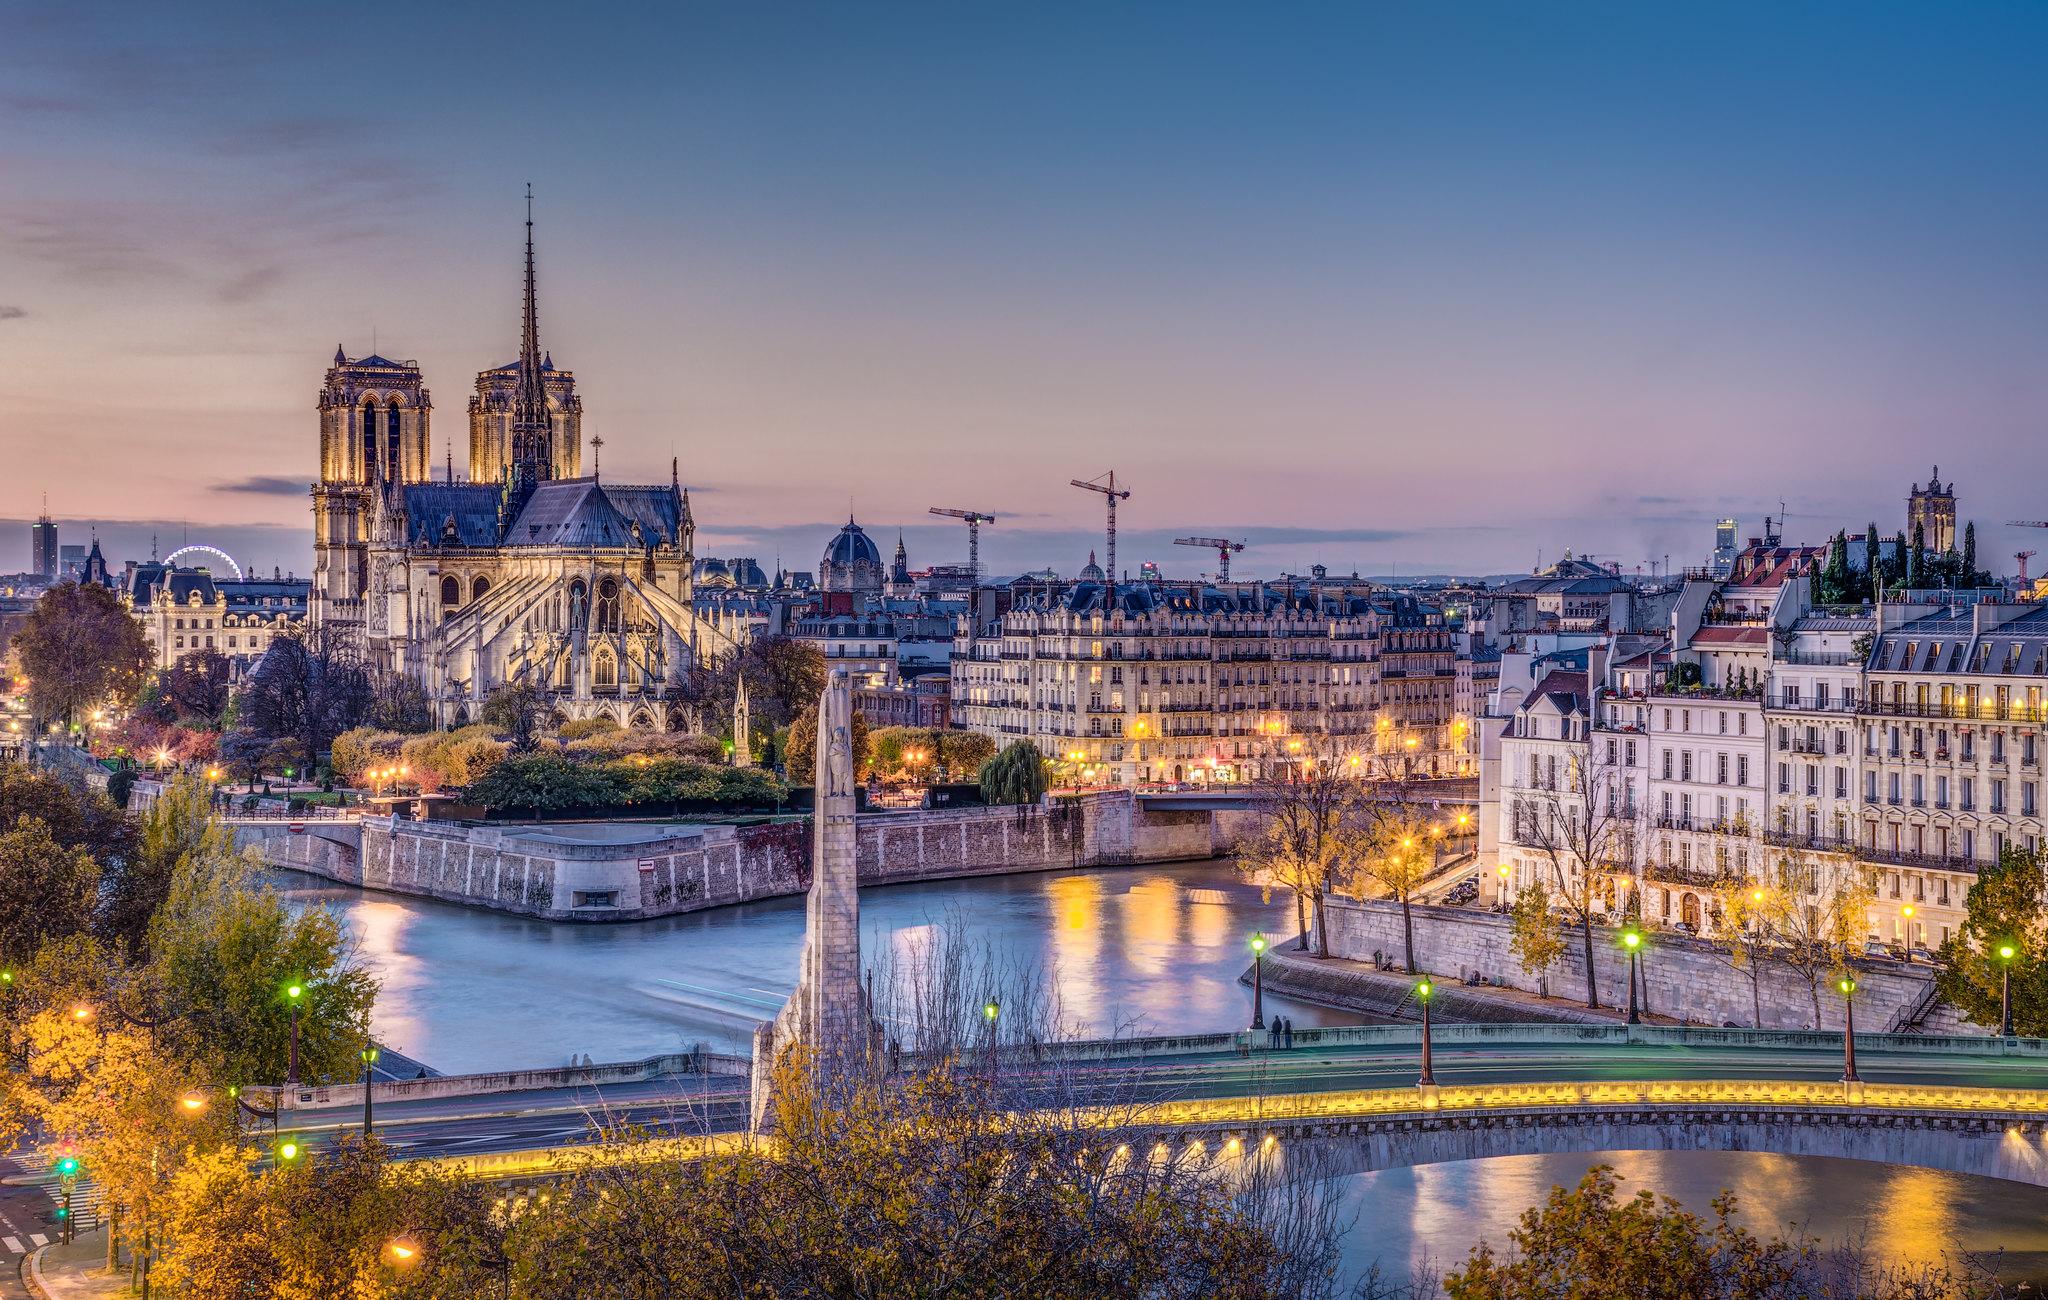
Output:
left=312, top=349, right=432, bottom=628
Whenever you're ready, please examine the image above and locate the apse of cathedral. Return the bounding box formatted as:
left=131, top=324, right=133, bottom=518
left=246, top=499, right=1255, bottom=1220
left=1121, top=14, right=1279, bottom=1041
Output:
left=308, top=206, right=733, bottom=728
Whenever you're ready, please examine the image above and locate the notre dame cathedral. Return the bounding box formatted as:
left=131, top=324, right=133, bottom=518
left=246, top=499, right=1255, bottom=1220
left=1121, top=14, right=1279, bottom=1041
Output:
left=308, top=205, right=736, bottom=728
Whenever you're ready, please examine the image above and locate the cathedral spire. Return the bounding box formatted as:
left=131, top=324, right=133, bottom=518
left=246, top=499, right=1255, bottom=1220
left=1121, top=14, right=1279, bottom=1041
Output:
left=511, top=184, right=550, bottom=479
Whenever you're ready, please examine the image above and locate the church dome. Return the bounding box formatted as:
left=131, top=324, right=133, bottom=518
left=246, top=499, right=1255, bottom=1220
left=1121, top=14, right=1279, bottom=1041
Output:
left=821, top=518, right=885, bottom=592
left=1079, top=549, right=1105, bottom=583
left=694, top=557, right=736, bottom=588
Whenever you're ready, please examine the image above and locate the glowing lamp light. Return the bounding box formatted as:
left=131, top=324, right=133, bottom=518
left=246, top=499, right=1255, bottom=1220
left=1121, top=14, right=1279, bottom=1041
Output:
left=1415, top=981, right=1432, bottom=1000
left=1497, top=864, right=1510, bottom=878
left=72, top=1006, right=90, bottom=1020
left=2001, top=946, right=2016, bottom=961
left=1902, top=905, right=1914, bottom=918
left=983, top=1000, right=1000, bottom=1021
left=181, top=1094, right=205, bottom=1110
left=279, top=1143, right=299, bottom=1161
left=1623, top=932, right=1641, bottom=949
left=287, top=985, right=303, bottom=999
left=1250, top=932, right=1267, bottom=955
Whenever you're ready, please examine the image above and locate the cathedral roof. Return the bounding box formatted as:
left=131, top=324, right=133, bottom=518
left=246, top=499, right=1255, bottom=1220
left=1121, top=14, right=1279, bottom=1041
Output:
left=400, top=484, right=504, bottom=548
left=508, top=478, right=638, bottom=547
left=601, top=485, right=688, bottom=548
left=354, top=354, right=410, bottom=369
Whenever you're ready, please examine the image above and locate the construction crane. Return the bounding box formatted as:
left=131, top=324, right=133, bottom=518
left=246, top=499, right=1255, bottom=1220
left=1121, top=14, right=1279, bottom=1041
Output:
left=1070, top=472, right=1130, bottom=592
left=1173, top=536, right=1245, bottom=581
left=2011, top=521, right=2048, bottom=530
left=2020, top=551, right=2038, bottom=587
left=928, top=507, right=995, bottom=583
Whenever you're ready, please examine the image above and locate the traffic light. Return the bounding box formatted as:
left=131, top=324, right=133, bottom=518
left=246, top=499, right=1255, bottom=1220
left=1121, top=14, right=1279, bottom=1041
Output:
left=54, top=1155, right=80, bottom=1180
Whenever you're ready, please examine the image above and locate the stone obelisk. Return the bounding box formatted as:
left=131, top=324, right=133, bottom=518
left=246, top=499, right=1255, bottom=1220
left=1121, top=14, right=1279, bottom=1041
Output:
left=732, top=673, right=753, bottom=768
left=750, top=668, right=861, bottom=1130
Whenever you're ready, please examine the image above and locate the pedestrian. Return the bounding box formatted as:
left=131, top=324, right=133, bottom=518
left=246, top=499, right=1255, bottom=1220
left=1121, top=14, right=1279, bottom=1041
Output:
left=1283, top=1017, right=1294, bottom=1050
left=1267, top=1019, right=1280, bottom=1050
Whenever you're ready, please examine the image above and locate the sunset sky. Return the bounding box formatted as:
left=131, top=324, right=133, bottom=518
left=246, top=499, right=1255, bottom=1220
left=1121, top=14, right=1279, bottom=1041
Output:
left=7, top=3, right=2048, bottom=582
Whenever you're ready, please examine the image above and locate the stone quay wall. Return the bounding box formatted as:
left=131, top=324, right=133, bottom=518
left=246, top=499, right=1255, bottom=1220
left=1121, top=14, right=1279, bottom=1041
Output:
left=1325, top=897, right=1959, bottom=1034
left=240, top=789, right=1230, bottom=922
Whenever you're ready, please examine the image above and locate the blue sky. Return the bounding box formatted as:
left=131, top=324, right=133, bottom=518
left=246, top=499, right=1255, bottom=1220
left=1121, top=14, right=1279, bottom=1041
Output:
left=6, top=3, right=2048, bottom=581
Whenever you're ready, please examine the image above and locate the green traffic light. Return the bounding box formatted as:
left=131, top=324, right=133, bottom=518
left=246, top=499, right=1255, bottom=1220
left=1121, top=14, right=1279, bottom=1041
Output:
left=55, top=1157, right=78, bottom=1177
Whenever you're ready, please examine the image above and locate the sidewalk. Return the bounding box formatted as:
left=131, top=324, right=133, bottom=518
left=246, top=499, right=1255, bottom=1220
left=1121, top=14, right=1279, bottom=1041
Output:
left=1253, top=945, right=1684, bottom=1026
left=26, top=1225, right=129, bottom=1299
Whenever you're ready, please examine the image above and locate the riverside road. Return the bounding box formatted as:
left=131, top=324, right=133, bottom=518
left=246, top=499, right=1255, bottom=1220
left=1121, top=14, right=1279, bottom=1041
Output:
left=275, top=1035, right=2048, bottom=1163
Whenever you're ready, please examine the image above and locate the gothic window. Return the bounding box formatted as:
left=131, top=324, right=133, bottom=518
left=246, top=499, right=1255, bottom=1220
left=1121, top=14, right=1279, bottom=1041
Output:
left=595, top=650, right=617, bottom=687
left=440, top=576, right=460, bottom=608
left=472, top=576, right=491, bottom=602
left=387, top=403, right=403, bottom=479
left=361, top=402, right=380, bottom=482
left=569, top=580, right=589, bottom=629
left=597, top=579, right=620, bottom=633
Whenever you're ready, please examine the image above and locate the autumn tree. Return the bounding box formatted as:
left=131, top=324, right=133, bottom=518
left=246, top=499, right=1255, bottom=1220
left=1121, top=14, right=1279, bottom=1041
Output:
left=1937, top=841, right=2048, bottom=1034
left=1514, top=743, right=1637, bottom=1008
left=148, top=834, right=378, bottom=1086
left=9, top=579, right=152, bottom=725
left=1707, top=880, right=1789, bottom=1029
left=1241, top=733, right=1357, bottom=955
left=1343, top=801, right=1445, bottom=974
left=0, top=819, right=99, bottom=966
left=238, top=624, right=372, bottom=778
left=1770, top=847, right=1877, bottom=1029
left=480, top=680, right=547, bottom=752
left=163, top=647, right=233, bottom=725
left=1506, top=880, right=1567, bottom=992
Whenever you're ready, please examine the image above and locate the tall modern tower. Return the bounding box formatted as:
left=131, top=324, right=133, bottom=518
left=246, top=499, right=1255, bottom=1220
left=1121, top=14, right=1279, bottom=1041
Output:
left=29, top=496, right=55, bottom=579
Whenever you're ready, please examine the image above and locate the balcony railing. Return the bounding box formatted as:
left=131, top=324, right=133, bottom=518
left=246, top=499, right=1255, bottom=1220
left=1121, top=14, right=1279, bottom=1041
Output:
left=1856, top=843, right=1983, bottom=873
left=1762, top=830, right=1858, bottom=855
left=1860, top=699, right=2048, bottom=723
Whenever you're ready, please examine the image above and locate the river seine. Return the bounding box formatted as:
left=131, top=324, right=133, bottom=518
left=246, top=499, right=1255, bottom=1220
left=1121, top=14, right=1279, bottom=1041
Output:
left=268, top=860, right=2048, bottom=1285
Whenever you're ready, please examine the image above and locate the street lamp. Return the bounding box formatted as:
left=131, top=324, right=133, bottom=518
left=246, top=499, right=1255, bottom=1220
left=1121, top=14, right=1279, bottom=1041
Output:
left=1249, top=932, right=1268, bottom=1031
left=1839, top=977, right=1860, bottom=1083
left=361, top=1046, right=380, bottom=1134
left=285, top=983, right=304, bottom=1086
left=2000, top=944, right=2017, bottom=1037
left=1622, top=927, right=1643, bottom=1025
left=1415, top=980, right=1435, bottom=1086
left=1901, top=904, right=1916, bottom=956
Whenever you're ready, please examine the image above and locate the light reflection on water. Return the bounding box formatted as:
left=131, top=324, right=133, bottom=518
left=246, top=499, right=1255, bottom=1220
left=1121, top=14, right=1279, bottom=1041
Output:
left=1342, top=1152, right=2048, bottom=1289
left=266, top=857, right=1348, bottom=1074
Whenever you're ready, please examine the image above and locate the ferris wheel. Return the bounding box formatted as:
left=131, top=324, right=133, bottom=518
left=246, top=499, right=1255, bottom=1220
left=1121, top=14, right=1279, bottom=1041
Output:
left=163, top=545, right=244, bottom=582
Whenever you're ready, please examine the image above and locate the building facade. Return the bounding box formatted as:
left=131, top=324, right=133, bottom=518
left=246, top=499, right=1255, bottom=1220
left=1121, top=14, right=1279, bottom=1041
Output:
left=306, top=215, right=732, bottom=728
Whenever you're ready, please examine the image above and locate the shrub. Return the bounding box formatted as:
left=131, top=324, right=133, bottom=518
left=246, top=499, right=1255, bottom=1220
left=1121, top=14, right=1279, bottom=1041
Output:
left=556, top=716, right=622, bottom=740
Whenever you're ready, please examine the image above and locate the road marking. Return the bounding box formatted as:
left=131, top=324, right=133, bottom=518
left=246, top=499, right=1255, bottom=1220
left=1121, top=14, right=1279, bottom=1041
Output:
left=3, top=1237, right=20, bottom=1254
left=28, top=1235, right=46, bottom=1247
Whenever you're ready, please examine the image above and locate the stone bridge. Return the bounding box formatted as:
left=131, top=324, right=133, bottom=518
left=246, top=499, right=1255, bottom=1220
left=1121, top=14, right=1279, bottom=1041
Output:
left=1140, top=1077, right=2048, bottom=1187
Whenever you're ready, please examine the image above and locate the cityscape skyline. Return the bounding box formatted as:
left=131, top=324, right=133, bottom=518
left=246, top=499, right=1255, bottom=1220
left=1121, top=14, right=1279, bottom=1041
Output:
left=9, top=4, right=2048, bottom=577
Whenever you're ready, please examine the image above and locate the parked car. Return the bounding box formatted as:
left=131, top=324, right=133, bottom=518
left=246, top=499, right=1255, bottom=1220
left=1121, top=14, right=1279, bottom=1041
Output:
left=1862, top=939, right=1893, bottom=960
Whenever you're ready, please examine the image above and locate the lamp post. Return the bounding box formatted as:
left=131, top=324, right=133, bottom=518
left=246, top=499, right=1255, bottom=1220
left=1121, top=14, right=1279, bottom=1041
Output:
left=1249, top=932, right=1268, bottom=1031
left=1416, top=979, right=1435, bottom=1086
left=1622, top=927, right=1643, bottom=1025
left=361, top=1046, right=380, bottom=1134
left=2000, top=944, right=2017, bottom=1037
left=1839, top=976, right=1860, bottom=1083
left=285, top=983, right=303, bottom=1086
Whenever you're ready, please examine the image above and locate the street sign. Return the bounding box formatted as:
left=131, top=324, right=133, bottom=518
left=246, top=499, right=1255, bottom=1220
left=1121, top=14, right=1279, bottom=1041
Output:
left=637, top=858, right=657, bottom=872
left=289, top=823, right=305, bottom=833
